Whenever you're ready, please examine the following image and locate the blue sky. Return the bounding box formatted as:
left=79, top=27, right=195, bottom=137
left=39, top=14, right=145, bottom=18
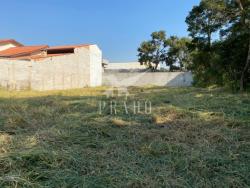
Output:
left=0, top=0, right=200, bottom=62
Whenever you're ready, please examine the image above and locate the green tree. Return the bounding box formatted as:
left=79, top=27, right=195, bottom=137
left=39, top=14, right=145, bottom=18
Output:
left=138, top=31, right=168, bottom=71
left=234, top=0, right=250, bottom=91
left=216, top=0, right=250, bottom=90
left=185, top=0, right=225, bottom=49
left=138, top=32, right=192, bottom=71
left=166, top=36, right=192, bottom=71
left=186, top=0, right=250, bottom=90
left=185, top=0, right=226, bottom=86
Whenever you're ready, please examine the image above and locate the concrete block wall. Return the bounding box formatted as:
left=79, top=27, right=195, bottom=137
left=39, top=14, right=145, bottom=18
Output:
left=31, top=47, right=91, bottom=90
left=0, top=59, right=31, bottom=90
left=103, top=71, right=193, bottom=87
left=0, top=45, right=102, bottom=91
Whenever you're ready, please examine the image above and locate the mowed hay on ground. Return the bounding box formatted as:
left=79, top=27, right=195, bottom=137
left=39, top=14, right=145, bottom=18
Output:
left=0, top=87, right=249, bottom=187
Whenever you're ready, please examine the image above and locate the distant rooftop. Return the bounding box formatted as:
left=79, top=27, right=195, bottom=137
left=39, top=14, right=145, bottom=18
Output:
left=0, top=39, right=23, bottom=47
left=0, top=45, right=48, bottom=58
left=0, top=39, right=93, bottom=60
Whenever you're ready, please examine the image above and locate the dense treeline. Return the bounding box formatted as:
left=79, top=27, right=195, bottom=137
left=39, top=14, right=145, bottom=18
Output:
left=138, top=0, right=250, bottom=91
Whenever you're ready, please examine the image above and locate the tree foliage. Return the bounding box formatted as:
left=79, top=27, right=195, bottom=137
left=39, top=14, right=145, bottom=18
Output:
left=138, top=0, right=250, bottom=91
left=166, top=36, right=192, bottom=71
left=186, top=0, right=250, bottom=91
left=138, top=32, right=192, bottom=71
left=185, top=0, right=225, bottom=49
left=137, top=31, right=168, bottom=71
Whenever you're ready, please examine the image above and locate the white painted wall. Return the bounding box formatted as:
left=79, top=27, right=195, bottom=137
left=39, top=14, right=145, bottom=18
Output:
left=89, top=45, right=102, bottom=87
left=106, top=62, right=162, bottom=71
left=107, top=62, right=146, bottom=70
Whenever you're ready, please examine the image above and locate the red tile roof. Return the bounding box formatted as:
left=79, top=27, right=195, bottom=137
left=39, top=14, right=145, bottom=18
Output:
left=0, top=39, right=23, bottom=47
left=0, top=45, right=48, bottom=58
left=0, top=41, right=93, bottom=61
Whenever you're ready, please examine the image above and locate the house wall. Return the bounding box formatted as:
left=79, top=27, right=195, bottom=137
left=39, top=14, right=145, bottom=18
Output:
left=0, top=43, right=17, bottom=51
left=0, top=45, right=102, bottom=91
left=31, top=47, right=91, bottom=90
left=89, top=45, right=102, bottom=87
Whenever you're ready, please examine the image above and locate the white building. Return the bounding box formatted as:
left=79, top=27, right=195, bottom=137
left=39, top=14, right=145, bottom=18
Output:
left=105, top=61, right=163, bottom=72
left=0, top=39, right=102, bottom=90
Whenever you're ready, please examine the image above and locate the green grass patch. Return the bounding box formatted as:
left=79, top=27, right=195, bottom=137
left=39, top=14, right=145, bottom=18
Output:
left=0, top=87, right=249, bottom=187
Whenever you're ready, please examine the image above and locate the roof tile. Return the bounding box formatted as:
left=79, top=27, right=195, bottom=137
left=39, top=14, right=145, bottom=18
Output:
left=0, top=39, right=23, bottom=47
left=0, top=45, right=48, bottom=57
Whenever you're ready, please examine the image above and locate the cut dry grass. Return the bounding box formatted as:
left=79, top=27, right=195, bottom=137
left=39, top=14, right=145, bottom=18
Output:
left=0, top=86, right=249, bottom=187
left=111, top=118, right=131, bottom=127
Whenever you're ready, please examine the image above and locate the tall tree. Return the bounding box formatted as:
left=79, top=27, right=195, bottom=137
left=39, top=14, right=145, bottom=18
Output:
left=185, top=0, right=225, bottom=49
left=186, top=0, right=250, bottom=90
left=235, top=0, right=250, bottom=91
left=185, top=0, right=225, bottom=86
left=138, top=31, right=168, bottom=71
left=218, top=0, right=250, bottom=90
left=166, top=36, right=192, bottom=71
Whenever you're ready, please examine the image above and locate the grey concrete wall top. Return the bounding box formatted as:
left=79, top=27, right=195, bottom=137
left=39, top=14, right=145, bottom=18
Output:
left=103, top=71, right=193, bottom=87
